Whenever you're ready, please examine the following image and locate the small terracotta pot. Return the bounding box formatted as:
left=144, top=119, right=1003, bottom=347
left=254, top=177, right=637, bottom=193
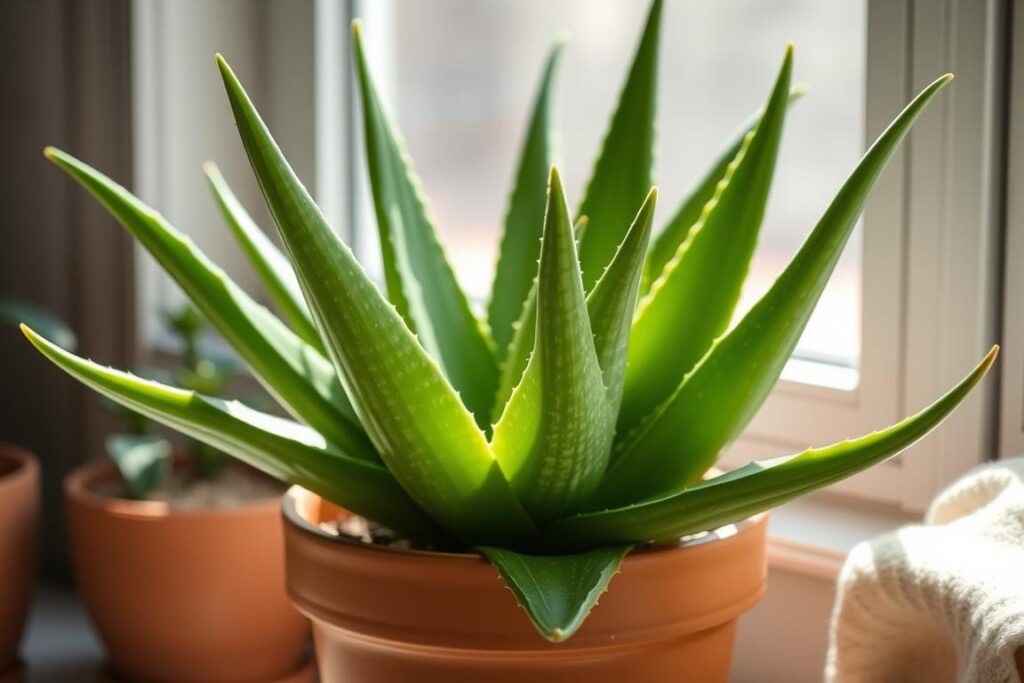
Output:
left=283, top=487, right=768, bottom=683
left=65, top=458, right=312, bottom=683
left=0, top=446, right=38, bottom=683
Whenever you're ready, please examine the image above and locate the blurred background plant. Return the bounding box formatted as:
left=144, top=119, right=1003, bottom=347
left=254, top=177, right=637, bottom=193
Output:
left=1, top=298, right=260, bottom=499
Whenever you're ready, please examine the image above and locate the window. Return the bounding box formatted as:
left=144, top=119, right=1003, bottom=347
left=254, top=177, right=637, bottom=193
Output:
left=133, top=0, right=1004, bottom=512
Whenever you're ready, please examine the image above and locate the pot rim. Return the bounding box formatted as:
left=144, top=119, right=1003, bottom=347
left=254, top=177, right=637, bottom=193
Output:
left=65, top=455, right=285, bottom=520
left=282, top=484, right=765, bottom=561
left=0, top=444, right=38, bottom=494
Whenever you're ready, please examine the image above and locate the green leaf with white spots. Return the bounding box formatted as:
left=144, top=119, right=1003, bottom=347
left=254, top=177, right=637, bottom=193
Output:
left=549, top=347, right=996, bottom=548
left=489, top=40, right=565, bottom=363
left=491, top=209, right=622, bottom=427
left=601, top=74, right=954, bottom=505
left=24, top=325, right=443, bottom=542
left=352, top=22, right=499, bottom=430
left=587, top=188, right=656, bottom=414
left=218, top=53, right=535, bottom=544
left=491, top=168, right=613, bottom=523
left=44, top=148, right=374, bottom=462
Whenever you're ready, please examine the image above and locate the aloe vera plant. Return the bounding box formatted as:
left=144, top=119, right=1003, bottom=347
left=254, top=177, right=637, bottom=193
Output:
left=24, top=2, right=997, bottom=642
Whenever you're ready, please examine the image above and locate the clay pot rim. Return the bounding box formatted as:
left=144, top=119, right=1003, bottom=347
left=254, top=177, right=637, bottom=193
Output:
left=0, top=444, right=38, bottom=495
left=65, top=455, right=284, bottom=520
left=283, top=484, right=765, bottom=561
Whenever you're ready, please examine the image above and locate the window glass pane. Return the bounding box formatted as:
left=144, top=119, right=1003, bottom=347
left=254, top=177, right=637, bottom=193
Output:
left=386, top=0, right=865, bottom=367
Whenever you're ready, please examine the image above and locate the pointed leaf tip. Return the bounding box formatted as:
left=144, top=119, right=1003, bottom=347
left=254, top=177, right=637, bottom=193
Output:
left=550, top=347, right=996, bottom=550
left=576, top=0, right=662, bottom=288
left=983, top=344, right=999, bottom=368
left=480, top=545, right=631, bottom=642
left=549, top=165, right=563, bottom=192
left=617, top=42, right=792, bottom=441
left=488, top=44, right=566, bottom=364
left=610, top=70, right=954, bottom=501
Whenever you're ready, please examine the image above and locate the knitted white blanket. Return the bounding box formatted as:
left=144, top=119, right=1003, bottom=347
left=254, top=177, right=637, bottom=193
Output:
left=826, top=458, right=1024, bottom=683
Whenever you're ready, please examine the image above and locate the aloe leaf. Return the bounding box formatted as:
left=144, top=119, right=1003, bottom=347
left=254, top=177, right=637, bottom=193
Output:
left=44, top=148, right=375, bottom=461
left=549, top=347, right=997, bottom=549
left=491, top=168, right=613, bottom=522
left=641, top=84, right=808, bottom=295
left=489, top=40, right=566, bottom=363
left=218, top=54, right=535, bottom=543
left=351, top=23, right=499, bottom=430
left=586, top=188, right=657, bottom=413
left=491, top=214, right=595, bottom=425
left=601, top=74, right=954, bottom=505
left=576, top=0, right=662, bottom=289
left=203, top=162, right=324, bottom=353
left=479, top=544, right=631, bottom=643
left=106, top=434, right=172, bottom=500
left=618, top=46, right=792, bottom=435
left=23, top=325, right=444, bottom=542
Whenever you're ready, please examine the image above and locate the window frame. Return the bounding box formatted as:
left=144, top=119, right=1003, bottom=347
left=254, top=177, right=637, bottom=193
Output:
left=1001, top=0, right=1024, bottom=460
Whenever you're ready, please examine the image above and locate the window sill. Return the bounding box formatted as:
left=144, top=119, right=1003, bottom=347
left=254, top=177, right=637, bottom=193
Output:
left=765, top=493, right=919, bottom=580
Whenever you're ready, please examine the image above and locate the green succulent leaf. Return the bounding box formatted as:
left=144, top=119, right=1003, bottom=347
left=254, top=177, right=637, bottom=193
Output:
left=203, top=162, right=324, bottom=353
left=641, top=83, right=808, bottom=295
left=352, top=23, right=499, bottom=430
left=602, top=74, right=954, bottom=505
left=491, top=215, right=592, bottom=424
left=489, top=40, right=565, bottom=363
left=23, top=325, right=443, bottom=542
left=479, top=544, right=631, bottom=643
left=587, top=188, right=657, bottom=414
left=548, top=347, right=997, bottom=549
left=105, top=433, right=173, bottom=500
left=618, top=46, right=792, bottom=435
left=218, top=54, right=535, bottom=543
left=491, top=168, right=613, bottom=522
left=43, top=148, right=375, bottom=462
left=576, top=0, right=662, bottom=290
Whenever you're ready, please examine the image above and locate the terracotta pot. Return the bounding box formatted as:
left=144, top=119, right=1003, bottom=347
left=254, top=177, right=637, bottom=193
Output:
left=283, top=486, right=769, bottom=683
left=0, top=446, right=38, bottom=683
left=65, top=458, right=312, bottom=683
